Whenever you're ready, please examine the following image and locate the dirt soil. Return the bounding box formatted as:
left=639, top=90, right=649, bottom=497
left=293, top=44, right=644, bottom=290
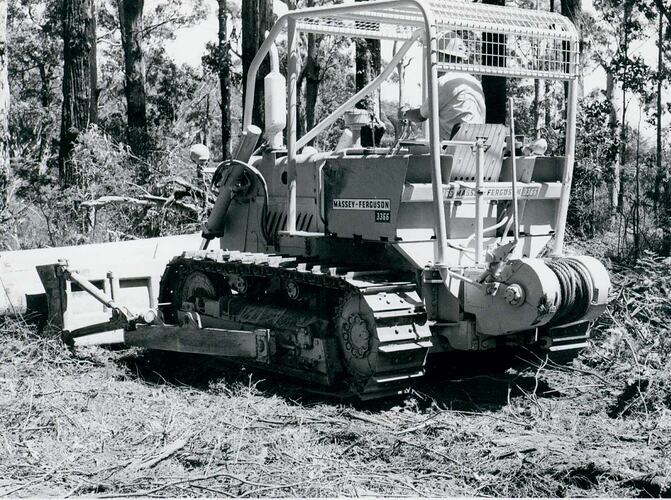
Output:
left=1, top=252, right=670, bottom=497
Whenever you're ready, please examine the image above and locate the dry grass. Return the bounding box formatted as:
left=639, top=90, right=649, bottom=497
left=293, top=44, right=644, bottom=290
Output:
left=1, top=256, right=671, bottom=497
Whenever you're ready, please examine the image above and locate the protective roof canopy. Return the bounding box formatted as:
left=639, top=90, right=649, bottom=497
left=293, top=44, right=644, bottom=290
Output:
left=293, top=0, right=580, bottom=80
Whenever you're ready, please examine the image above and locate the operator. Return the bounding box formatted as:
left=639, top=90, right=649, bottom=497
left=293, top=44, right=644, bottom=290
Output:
left=402, top=37, right=486, bottom=140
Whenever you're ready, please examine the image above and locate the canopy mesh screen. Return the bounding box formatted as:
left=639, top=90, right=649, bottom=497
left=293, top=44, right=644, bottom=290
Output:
left=293, top=0, right=579, bottom=80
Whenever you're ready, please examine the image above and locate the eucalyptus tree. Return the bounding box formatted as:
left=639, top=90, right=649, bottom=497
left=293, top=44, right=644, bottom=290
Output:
left=592, top=0, right=654, bottom=213
left=118, top=0, right=148, bottom=157
left=242, top=0, right=274, bottom=129
left=59, top=0, right=97, bottom=187
left=1, top=1, right=9, bottom=203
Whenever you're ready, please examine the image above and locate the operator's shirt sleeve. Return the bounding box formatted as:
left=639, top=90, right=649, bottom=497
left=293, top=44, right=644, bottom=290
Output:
left=419, top=75, right=459, bottom=119
left=419, top=73, right=486, bottom=140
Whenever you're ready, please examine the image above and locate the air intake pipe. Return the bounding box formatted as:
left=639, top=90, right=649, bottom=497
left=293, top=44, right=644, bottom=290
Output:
left=264, top=39, right=286, bottom=149
left=202, top=38, right=283, bottom=244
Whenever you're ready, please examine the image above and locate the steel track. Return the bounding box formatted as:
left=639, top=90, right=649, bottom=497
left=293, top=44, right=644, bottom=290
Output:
left=158, top=249, right=432, bottom=399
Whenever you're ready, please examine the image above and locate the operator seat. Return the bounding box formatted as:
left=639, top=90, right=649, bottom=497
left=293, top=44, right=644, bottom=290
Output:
left=445, top=123, right=507, bottom=182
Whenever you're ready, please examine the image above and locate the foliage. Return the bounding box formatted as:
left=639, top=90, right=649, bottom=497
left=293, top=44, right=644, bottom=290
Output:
left=9, top=127, right=202, bottom=248
left=146, top=48, right=204, bottom=129
left=3, top=0, right=671, bottom=265
left=578, top=92, right=620, bottom=164
left=201, top=0, right=242, bottom=86
left=3, top=0, right=215, bottom=248
left=505, top=79, right=532, bottom=137
left=310, top=45, right=357, bottom=150
left=6, top=0, right=62, bottom=167
left=568, top=92, right=621, bottom=236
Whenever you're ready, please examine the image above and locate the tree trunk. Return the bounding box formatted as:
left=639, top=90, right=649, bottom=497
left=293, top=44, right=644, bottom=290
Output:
left=59, top=0, right=97, bottom=187
left=561, top=0, right=581, bottom=102
left=89, top=0, right=97, bottom=124
left=354, top=0, right=381, bottom=113
left=119, top=0, right=148, bottom=158
left=533, top=78, right=543, bottom=138
left=242, top=0, right=274, bottom=129
left=482, top=0, right=506, bottom=124
left=544, top=80, right=552, bottom=132
left=305, top=33, right=321, bottom=136
left=298, top=0, right=320, bottom=136
left=634, top=110, right=641, bottom=261
left=655, top=12, right=663, bottom=215
left=0, top=1, right=9, bottom=209
left=395, top=41, right=406, bottom=141
left=296, top=62, right=306, bottom=140
left=544, top=0, right=554, bottom=136
left=354, top=36, right=381, bottom=112
left=37, top=64, right=53, bottom=172
left=618, top=2, right=631, bottom=213
left=354, top=37, right=381, bottom=112
left=201, top=93, right=211, bottom=149
left=218, top=0, right=231, bottom=160
left=532, top=0, right=543, bottom=138
left=605, top=68, right=620, bottom=213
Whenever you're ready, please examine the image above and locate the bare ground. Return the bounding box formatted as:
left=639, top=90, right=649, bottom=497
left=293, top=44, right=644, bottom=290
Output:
left=1, top=253, right=671, bottom=497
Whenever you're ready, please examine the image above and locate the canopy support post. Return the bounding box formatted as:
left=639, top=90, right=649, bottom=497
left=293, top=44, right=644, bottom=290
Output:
left=286, top=18, right=298, bottom=234
left=553, top=77, right=578, bottom=256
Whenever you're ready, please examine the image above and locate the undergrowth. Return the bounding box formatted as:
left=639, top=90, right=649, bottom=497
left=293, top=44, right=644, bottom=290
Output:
left=3, top=128, right=202, bottom=251
left=0, top=259, right=670, bottom=497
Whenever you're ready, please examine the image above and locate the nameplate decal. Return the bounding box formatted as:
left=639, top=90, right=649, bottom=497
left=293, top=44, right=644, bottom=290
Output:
left=442, top=186, right=542, bottom=199
left=332, top=198, right=391, bottom=211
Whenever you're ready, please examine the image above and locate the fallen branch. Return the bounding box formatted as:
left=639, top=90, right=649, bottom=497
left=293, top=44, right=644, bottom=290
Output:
left=0, top=477, right=51, bottom=497
left=395, top=408, right=527, bottom=436
left=347, top=410, right=395, bottom=428
left=82, top=195, right=200, bottom=216
left=99, top=472, right=310, bottom=498
left=81, top=194, right=201, bottom=232
left=395, top=438, right=463, bottom=466
left=126, top=435, right=190, bottom=472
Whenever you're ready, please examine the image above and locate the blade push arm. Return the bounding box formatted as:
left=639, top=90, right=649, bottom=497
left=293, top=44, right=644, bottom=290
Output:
left=43, top=261, right=272, bottom=364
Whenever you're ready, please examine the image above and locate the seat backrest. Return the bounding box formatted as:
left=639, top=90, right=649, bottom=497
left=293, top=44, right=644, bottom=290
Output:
left=447, top=124, right=507, bottom=182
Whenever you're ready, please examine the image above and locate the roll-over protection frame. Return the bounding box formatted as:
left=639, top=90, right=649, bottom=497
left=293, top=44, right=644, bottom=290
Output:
left=241, top=0, right=580, bottom=268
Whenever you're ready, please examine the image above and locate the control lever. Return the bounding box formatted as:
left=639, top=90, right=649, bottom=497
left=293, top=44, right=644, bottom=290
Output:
left=387, top=119, right=411, bottom=155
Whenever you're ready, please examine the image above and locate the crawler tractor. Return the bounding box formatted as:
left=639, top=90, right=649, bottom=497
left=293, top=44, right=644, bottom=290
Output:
left=38, top=0, right=610, bottom=399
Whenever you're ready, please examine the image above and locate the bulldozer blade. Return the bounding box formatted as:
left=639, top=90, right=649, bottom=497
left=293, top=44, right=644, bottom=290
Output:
left=0, top=233, right=202, bottom=319
left=37, top=260, right=163, bottom=332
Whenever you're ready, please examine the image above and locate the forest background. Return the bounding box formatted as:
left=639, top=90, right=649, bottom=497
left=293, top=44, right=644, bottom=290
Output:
left=1, top=0, right=670, bottom=259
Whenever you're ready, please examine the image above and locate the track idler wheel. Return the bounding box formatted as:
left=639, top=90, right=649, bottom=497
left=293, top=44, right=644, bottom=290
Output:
left=169, top=270, right=230, bottom=318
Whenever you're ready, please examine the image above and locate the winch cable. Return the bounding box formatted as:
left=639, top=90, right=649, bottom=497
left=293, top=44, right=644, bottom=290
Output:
left=545, top=258, right=592, bottom=325
left=566, top=259, right=593, bottom=321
